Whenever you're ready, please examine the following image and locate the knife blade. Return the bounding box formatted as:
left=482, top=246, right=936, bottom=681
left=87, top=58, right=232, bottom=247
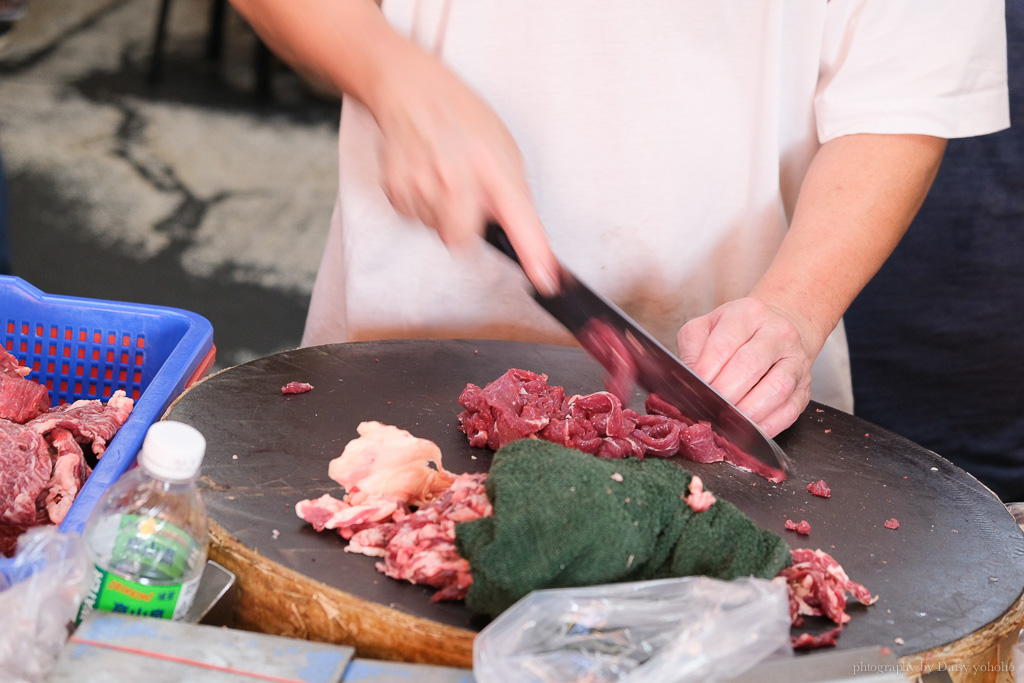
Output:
left=484, top=222, right=789, bottom=480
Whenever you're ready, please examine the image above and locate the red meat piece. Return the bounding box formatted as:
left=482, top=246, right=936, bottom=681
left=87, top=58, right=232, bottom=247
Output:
left=807, top=480, right=832, bottom=498
left=43, top=428, right=91, bottom=525
left=0, top=421, right=52, bottom=526
left=1, top=347, right=133, bottom=554
left=458, top=369, right=565, bottom=450
left=785, top=519, right=812, bottom=535
left=792, top=627, right=842, bottom=651
left=630, top=413, right=683, bottom=456
left=0, top=346, right=31, bottom=379
left=28, top=390, right=134, bottom=456
left=458, top=369, right=785, bottom=481
left=884, top=518, right=900, bottom=530
left=282, top=381, right=314, bottom=394
left=0, top=374, right=50, bottom=423
left=545, top=392, right=644, bottom=459
left=375, top=473, right=492, bottom=602
left=646, top=394, right=786, bottom=482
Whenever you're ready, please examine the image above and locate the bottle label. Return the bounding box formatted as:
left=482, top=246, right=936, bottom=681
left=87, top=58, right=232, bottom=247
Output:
left=77, top=514, right=204, bottom=624
left=79, top=565, right=200, bottom=621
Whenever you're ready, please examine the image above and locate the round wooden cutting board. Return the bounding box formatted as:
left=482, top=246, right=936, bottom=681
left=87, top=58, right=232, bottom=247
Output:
left=165, top=339, right=1024, bottom=671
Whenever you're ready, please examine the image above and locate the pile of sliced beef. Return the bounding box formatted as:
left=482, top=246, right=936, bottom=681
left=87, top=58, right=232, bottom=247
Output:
left=782, top=548, right=877, bottom=649
left=457, top=368, right=783, bottom=481
left=0, top=346, right=134, bottom=556
left=295, top=421, right=492, bottom=602
left=298, top=416, right=874, bottom=649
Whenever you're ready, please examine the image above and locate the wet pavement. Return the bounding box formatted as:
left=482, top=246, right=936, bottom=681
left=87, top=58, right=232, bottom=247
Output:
left=0, top=0, right=339, bottom=370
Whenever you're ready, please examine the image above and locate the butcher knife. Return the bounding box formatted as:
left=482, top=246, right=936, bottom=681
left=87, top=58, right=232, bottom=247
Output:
left=484, top=222, right=789, bottom=480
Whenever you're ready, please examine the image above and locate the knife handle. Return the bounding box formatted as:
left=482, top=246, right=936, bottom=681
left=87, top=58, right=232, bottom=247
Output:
left=484, top=222, right=522, bottom=267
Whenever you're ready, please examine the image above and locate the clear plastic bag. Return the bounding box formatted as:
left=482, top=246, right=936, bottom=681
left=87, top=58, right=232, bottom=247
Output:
left=473, top=575, right=792, bottom=683
left=0, top=527, right=89, bottom=683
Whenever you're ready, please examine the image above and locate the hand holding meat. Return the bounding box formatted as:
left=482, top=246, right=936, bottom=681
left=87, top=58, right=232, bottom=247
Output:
left=371, top=41, right=560, bottom=297
left=676, top=297, right=815, bottom=438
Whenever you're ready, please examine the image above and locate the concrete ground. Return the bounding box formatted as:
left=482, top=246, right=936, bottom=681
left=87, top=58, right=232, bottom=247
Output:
left=0, top=0, right=339, bottom=370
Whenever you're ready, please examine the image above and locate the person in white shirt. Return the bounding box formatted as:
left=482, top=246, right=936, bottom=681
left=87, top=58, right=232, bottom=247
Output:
left=229, top=0, right=1009, bottom=438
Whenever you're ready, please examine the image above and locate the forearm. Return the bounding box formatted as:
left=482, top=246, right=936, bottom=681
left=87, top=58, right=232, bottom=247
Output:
left=228, top=0, right=402, bottom=110
left=231, top=0, right=559, bottom=291
left=750, top=133, right=947, bottom=353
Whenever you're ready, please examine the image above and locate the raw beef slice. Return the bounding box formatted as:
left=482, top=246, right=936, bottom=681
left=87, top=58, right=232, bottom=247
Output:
left=0, top=421, right=53, bottom=525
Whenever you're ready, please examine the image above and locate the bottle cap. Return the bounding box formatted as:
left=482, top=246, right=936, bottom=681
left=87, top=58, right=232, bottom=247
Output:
left=138, top=421, right=207, bottom=482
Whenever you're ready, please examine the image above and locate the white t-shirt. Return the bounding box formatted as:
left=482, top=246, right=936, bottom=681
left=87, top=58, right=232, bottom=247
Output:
left=303, top=0, right=1009, bottom=412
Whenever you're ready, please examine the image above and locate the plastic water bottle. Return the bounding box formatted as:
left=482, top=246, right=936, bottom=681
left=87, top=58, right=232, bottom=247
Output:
left=76, top=420, right=209, bottom=623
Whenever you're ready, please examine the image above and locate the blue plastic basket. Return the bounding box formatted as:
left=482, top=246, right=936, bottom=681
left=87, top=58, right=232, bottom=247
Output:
left=0, top=275, right=215, bottom=564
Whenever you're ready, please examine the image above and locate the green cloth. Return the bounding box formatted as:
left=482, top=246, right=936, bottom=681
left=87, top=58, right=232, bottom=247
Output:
left=455, top=439, right=791, bottom=617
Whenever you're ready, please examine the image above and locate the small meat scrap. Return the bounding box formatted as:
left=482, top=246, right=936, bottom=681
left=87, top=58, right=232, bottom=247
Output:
left=807, top=479, right=831, bottom=498
left=785, top=519, right=811, bottom=536
left=791, top=627, right=841, bottom=650
left=683, top=475, right=716, bottom=513
left=610, top=472, right=624, bottom=482
left=282, top=381, right=314, bottom=395
left=884, top=518, right=900, bottom=530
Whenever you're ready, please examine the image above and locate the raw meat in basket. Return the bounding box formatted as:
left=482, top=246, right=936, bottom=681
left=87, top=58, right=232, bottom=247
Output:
left=0, top=346, right=133, bottom=556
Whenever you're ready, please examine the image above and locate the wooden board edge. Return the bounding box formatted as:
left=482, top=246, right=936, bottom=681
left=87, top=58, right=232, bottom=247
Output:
left=208, top=520, right=476, bottom=669
left=897, top=587, right=1024, bottom=680
left=208, top=518, right=1024, bottom=678
left=162, top=364, right=234, bottom=421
